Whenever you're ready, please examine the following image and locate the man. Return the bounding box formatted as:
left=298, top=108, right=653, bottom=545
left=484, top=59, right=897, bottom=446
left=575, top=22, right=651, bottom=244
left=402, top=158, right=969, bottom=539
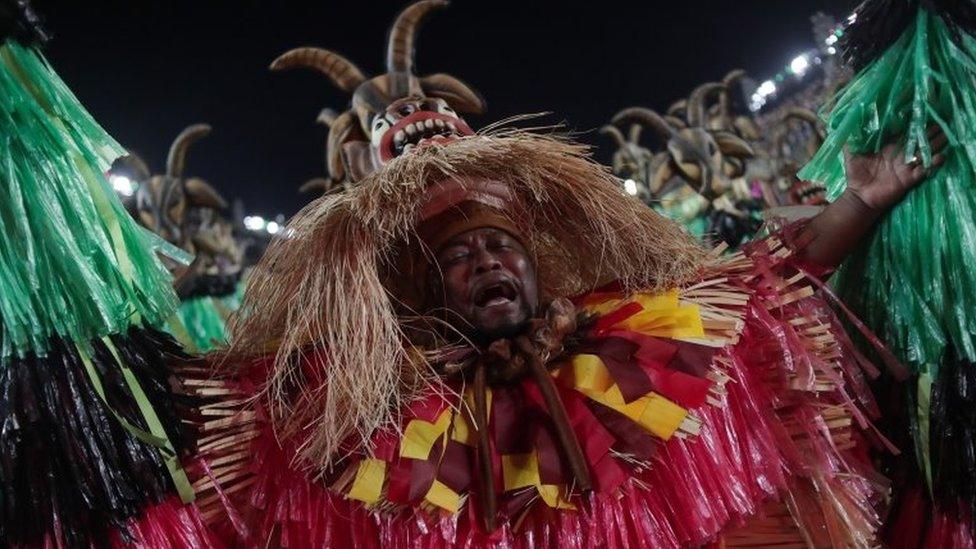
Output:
left=199, top=127, right=945, bottom=547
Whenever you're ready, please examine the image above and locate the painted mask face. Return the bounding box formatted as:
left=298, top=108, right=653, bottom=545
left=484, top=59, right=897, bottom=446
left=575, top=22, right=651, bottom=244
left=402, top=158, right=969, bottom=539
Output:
left=367, top=96, right=474, bottom=166
left=271, top=0, right=485, bottom=189
left=775, top=108, right=828, bottom=206
left=788, top=178, right=827, bottom=205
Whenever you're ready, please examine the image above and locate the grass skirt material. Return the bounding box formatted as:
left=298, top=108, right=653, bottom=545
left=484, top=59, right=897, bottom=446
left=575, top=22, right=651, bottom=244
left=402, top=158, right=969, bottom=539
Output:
left=0, top=40, right=177, bottom=359
left=798, top=8, right=976, bottom=544
left=0, top=40, right=209, bottom=545
left=799, top=10, right=976, bottom=369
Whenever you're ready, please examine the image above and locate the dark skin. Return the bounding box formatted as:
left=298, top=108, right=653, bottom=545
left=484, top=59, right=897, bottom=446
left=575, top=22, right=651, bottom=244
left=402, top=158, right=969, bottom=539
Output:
left=431, top=127, right=951, bottom=341
left=802, top=125, right=949, bottom=267
left=432, top=227, right=539, bottom=342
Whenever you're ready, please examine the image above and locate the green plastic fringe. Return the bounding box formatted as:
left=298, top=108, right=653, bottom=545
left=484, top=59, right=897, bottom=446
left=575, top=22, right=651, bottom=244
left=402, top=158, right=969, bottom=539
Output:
left=0, top=39, right=192, bottom=506
left=167, top=292, right=239, bottom=354
left=0, top=40, right=178, bottom=359
left=799, top=9, right=976, bottom=370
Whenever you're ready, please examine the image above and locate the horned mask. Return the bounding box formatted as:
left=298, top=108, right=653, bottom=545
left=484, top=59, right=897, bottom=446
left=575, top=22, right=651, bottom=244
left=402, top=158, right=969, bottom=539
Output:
left=607, top=70, right=758, bottom=200
left=773, top=108, right=828, bottom=205
left=118, top=124, right=244, bottom=298
left=271, top=0, right=485, bottom=191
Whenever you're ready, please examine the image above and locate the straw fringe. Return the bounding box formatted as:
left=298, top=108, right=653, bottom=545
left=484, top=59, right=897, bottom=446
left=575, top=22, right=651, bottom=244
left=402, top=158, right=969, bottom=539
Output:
left=195, top=229, right=883, bottom=545
left=217, top=131, right=708, bottom=475
left=173, top=362, right=259, bottom=523
left=683, top=245, right=867, bottom=413
left=684, top=240, right=884, bottom=547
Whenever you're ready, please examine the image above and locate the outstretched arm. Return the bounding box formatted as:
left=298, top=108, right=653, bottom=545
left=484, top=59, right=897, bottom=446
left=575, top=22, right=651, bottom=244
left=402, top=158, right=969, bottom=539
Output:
left=799, top=126, right=948, bottom=268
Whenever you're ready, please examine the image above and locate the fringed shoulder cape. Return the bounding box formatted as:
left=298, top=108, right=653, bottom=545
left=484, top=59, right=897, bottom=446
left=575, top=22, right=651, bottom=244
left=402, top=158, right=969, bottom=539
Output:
left=194, top=231, right=891, bottom=548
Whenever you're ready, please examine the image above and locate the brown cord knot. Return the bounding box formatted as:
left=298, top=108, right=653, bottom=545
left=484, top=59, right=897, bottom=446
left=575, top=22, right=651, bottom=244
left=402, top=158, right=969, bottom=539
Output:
left=468, top=298, right=590, bottom=532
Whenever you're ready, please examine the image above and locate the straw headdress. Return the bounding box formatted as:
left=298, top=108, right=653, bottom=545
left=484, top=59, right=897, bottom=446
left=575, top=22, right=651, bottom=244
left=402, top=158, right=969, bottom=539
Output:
left=221, top=129, right=710, bottom=474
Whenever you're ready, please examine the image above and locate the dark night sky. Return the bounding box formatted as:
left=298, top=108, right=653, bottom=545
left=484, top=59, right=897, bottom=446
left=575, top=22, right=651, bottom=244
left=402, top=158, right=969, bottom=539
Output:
left=40, top=0, right=854, bottom=218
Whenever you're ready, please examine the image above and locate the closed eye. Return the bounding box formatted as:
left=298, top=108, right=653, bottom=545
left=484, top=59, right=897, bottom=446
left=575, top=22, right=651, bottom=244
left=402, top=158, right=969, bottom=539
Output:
left=439, top=248, right=470, bottom=265
left=487, top=235, right=517, bottom=251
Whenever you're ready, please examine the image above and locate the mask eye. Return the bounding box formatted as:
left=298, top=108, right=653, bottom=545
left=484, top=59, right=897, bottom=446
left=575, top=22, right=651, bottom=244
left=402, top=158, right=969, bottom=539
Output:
left=435, top=99, right=455, bottom=116
left=370, top=116, right=391, bottom=147
left=702, top=137, right=720, bottom=157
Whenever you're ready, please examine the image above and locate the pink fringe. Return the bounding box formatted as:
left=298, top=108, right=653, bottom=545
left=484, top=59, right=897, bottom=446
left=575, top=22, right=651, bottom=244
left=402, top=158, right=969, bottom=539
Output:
left=216, top=297, right=881, bottom=547
left=110, top=496, right=220, bottom=548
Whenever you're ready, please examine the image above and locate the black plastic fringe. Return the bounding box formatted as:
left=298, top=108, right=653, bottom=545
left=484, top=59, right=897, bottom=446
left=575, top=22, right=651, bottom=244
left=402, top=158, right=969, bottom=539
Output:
left=843, top=0, right=976, bottom=71
left=0, top=327, right=192, bottom=546
left=929, top=353, right=976, bottom=523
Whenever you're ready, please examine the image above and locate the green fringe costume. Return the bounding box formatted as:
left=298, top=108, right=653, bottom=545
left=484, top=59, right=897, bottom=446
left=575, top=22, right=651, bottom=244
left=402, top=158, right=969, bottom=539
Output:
left=0, top=19, right=197, bottom=545
left=799, top=1, right=976, bottom=543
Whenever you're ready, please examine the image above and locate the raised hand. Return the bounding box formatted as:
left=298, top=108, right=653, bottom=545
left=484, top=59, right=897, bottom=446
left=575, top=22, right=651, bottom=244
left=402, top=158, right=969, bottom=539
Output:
left=844, top=125, right=949, bottom=211
left=797, top=125, right=950, bottom=268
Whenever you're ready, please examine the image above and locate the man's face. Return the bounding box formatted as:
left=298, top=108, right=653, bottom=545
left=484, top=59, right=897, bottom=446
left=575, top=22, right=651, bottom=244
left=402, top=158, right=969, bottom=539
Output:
left=432, top=227, right=539, bottom=341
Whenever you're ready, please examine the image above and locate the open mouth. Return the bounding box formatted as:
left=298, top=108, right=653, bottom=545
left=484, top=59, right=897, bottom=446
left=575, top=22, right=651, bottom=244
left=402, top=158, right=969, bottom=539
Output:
left=473, top=280, right=518, bottom=308
left=379, top=111, right=474, bottom=163
left=791, top=181, right=827, bottom=205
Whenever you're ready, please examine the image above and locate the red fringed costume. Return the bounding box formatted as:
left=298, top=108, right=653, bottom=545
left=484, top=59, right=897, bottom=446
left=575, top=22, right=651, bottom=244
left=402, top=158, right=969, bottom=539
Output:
left=190, top=131, right=894, bottom=548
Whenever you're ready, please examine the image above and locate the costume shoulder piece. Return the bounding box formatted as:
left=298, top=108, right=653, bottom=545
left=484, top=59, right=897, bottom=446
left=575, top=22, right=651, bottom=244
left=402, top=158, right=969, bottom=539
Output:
left=195, top=131, right=891, bottom=547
